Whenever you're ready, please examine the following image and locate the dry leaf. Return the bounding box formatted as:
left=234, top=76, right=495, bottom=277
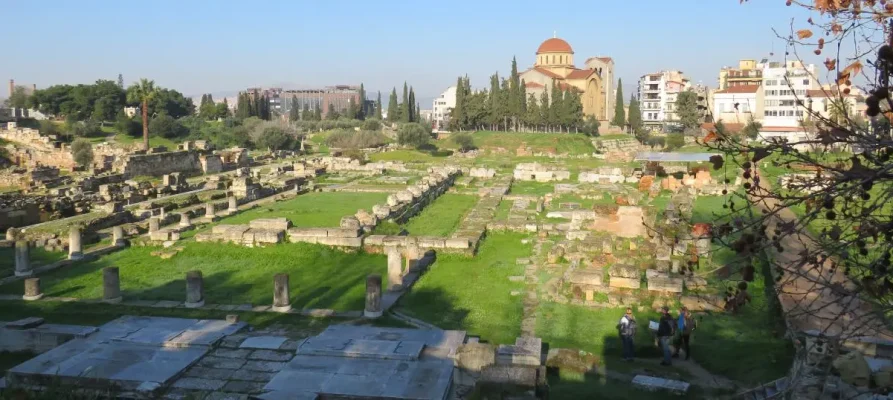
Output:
left=831, top=23, right=843, bottom=34
left=842, top=60, right=863, bottom=77
left=703, top=131, right=718, bottom=143
left=824, top=58, right=837, bottom=70
left=797, top=29, right=814, bottom=39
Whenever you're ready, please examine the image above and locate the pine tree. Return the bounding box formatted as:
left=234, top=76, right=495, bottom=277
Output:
left=401, top=82, right=409, bottom=123
left=628, top=95, right=643, bottom=134
left=387, top=88, right=399, bottom=123
left=408, top=87, right=416, bottom=123
left=289, top=96, right=300, bottom=121
left=451, top=77, right=466, bottom=131
left=347, top=100, right=358, bottom=122
left=613, top=78, right=625, bottom=128
left=117, top=74, right=124, bottom=89
left=375, top=91, right=382, bottom=120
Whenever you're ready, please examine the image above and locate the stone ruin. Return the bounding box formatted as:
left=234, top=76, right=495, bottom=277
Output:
left=469, top=167, right=496, bottom=179
left=578, top=167, right=638, bottom=184
left=513, top=163, right=570, bottom=182
left=196, top=217, right=291, bottom=247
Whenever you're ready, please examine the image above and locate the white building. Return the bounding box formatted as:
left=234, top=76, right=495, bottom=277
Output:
left=432, top=86, right=456, bottom=131
left=637, top=70, right=691, bottom=131
left=712, top=85, right=763, bottom=128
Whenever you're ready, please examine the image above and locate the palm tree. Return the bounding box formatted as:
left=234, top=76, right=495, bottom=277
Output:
left=828, top=98, right=852, bottom=125
left=126, top=79, right=157, bottom=150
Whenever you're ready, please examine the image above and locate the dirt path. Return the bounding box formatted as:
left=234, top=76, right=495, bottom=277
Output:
left=754, top=177, right=892, bottom=340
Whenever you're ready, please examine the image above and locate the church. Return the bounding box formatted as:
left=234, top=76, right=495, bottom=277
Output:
left=519, top=37, right=615, bottom=122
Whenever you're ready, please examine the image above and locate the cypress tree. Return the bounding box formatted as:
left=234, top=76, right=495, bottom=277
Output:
left=451, top=77, right=466, bottom=131
left=416, top=102, right=421, bottom=123
left=525, top=92, right=539, bottom=131
left=401, top=82, right=409, bottom=122
left=358, top=83, right=366, bottom=119
left=408, top=87, right=416, bottom=122
left=488, top=73, right=501, bottom=130
left=289, top=96, right=300, bottom=121
left=612, top=78, right=626, bottom=127
left=539, top=89, right=550, bottom=132
left=376, top=91, right=382, bottom=119
left=628, top=95, right=643, bottom=134
left=313, top=105, right=322, bottom=121
left=510, top=57, right=522, bottom=130
left=387, top=88, right=399, bottom=123
left=549, top=82, right=562, bottom=131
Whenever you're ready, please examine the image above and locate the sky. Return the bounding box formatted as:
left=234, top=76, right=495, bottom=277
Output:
left=2, top=0, right=818, bottom=104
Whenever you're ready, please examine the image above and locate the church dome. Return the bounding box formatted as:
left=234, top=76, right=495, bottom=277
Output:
left=537, top=38, right=573, bottom=54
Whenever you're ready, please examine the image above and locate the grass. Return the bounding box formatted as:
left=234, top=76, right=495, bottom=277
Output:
left=0, top=242, right=387, bottom=310
left=213, top=192, right=388, bottom=228
left=402, top=194, right=477, bottom=237
left=369, top=149, right=451, bottom=163
left=466, top=131, right=595, bottom=155
left=548, top=369, right=708, bottom=400
left=397, top=233, right=531, bottom=344
left=594, top=134, right=632, bottom=141
left=24, top=211, right=108, bottom=234
left=691, top=194, right=734, bottom=223
left=0, top=247, right=66, bottom=278
left=509, top=181, right=555, bottom=196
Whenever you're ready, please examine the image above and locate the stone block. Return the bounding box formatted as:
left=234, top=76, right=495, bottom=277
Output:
left=287, top=228, right=329, bottom=238
left=417, top=237, right=446, bottom=249
left=249, top=218, right=291, bottom=231
left=340, top=216, right=361, bottom=230
left=647, top=276, right=683, bottom=293
left=496, top=337, right=542, bottom=367
left=568, top=271, right=603, bottom=286
left=684, top=276, right=708, bottom=291
left=364, top=235, right=385, bottom=246
left=240, top=336, right=288, bottom=350
left=444, top=238, right=470, bottom=249
left=326, top=228, right=361, bottom=238
left=457, top=343, right=496, bottom=372
left=246, top=229, right=284, bottom=244
left=316, top=236, right=363, bottom=247
left=632, top=375, right=690, bottom=394
left=680, top=295, right=723, bottom=312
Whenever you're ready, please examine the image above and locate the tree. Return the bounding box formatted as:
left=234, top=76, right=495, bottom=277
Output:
left=216, top=99, right=230, bottom=119
left=375, top=91, right=382, bottom=120
left=828, top=98, right=852, bottom=125
left=326, top=103, right=340, bottom=120
left=612, top=78, right=625, bottom=127
left=628, top=95, right=643, bottom=135
left=289, top=96, right=300, bottom=122
left=149, top=114, right=185, bottom=138
left=396, top=123, right=431, bottom=148
left=91, top=96, right=118, bottom=123
left=255, top=126, right=292, bottom=151
left=71, top=139, right=94, bottom=168
left=452, top=132, right=475, bottom=151
left=346, top=100, right=358, bottom=122
left=126, top=79, right=157, bottom=150
left=387, top=88, right=399, bottom=123
left=665, top=132, right=684, bottom=150
left=525, top=93, right=540, bottom=131
left=742, top=115, right=761, bottom=140
left=401, top=83, right=410, bottom=123
left=114, top=110, right=141, bottom=137
left=509, top=56, right=523, bottom=130
left=39, top=120, right=60, bottom=137
left=675, top=90, right=700, bottom=131
left=539, top=89, right=551, bottom=131
left=362, top=119, right=382, bottom=131
left=357, top=83, right=366, bottom=119
left=451, top=77, right=467, bottom=131
left=4, top=86, right=29, bottom=109
left=408, top=87, right=416, bottom=123
left=117, top=74, right=124, bottom=89
left=199, top=93, right=219, bottom=120
left=581, top=115, right=599, bottom=137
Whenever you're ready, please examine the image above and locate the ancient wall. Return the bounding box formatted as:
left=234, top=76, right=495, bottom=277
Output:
left=117, top=151, right=202, bottom=178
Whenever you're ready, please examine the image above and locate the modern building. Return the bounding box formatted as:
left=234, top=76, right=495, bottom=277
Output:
left=712, top=85, right=763, bottom=127
left=718, top=59, right=765, bottom=90
left=7, top=79, right=37, bottom=98
left=518, top=37, right=615, bottom=122
left=432, top=86, right=456, bottom=131
left=637, top=70, right=697, bottom=131
left=243, top=86, right=363, bottom=117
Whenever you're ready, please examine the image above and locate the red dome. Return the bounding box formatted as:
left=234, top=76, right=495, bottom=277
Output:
left=537, top=38, right=573, bottom=54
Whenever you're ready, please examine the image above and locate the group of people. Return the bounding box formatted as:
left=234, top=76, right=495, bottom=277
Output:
left=617, top=306, right=696, bottom=366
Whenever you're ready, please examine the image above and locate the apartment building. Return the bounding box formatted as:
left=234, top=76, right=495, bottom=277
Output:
left=718, top=59, right=765, bottom=90
left=638, top=70, right=707, bottom=131
left=432, top=86, right=456, bottom=131
left=244, top=86, right=363, bottom=117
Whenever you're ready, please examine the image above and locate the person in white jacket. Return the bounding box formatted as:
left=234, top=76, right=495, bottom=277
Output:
left=618, top=307, right=637, bottom=362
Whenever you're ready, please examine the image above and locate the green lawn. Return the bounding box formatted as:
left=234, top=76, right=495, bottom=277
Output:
left=691, top=194, right=734, bottom=223
left=0, top=242, right=386, bottom=310
left=369, top=149, right=451, bottom=163
left=403, top=194, right=477, bottom=237
left=214, top=192, right=388, bottom=228
left=396, top=233, right=531, bottom=344
left=509, top=181, right=555, bottom=196
left=0, top=247, right=66, bottom=278
left=466, top=131, right=595, bottom=155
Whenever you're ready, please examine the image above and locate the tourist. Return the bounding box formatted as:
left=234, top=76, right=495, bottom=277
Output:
left=617, top=307, right=637, bottom=362
left=657, top=306, right=675, bottom=366
left=673, top=307, right=696, bottom=360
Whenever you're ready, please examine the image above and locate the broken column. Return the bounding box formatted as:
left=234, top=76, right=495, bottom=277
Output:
left=23, top=278, right=43, bottom=301
left=14, top=240, right=31, bottom=277
left=228, top=197, right=238, bottom=213
left=404, top=244, right=421, bottom=274
left=179, top=213, right=191, bottom=228
left=68, top=227, right=83, bottom=260
left=205, top=203, right=215, bottom=218
left=112, top=226, right=126, bottom=247
left=387, top=247, right=403, bottom=291
left=6, top=227, right=17, bottom=241
left=148, top=217, right=160, bottom=233
left=185, top=270, right=204, bottom=308
left=103, top=267, right=122, bottom=303
left=272, top=273, right=291, bottom=312
left=364, top=274, right=382, bottom=318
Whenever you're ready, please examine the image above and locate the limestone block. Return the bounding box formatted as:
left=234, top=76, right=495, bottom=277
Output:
left=149, top=230, right=171, bottom=241
left=386, top=195, right=399, bottom=207
left=608, top=265, right=640, bottom=289
left=372, top=204, right=391, bottom=219
left=684, top=276, right=708, bottom=291
left=457, top=343, right=497, bottom=372
left=396, top=191, right=413, bottom=203
left=647, top=276, right=683, bottom=293
left=568, top=270, right=603, bottom=286
left=355, top=209, right=377, bottom=227
left=407, top=186, right=423, bottom=198
left=444, top=238, right=470, bottom=249
left=566, top=231, right=589, bottom=241
left=287, top=228, right=329, bottom=238
left=340, top=216, right=361, bottom=230
left=364, top=235, right=386, bottom=246
left=289, top=236, right=318, bottom=244
left=248, top=229, right=284, bottom=244
left=316, top=236, right=363, bottom=247
left=327, top=228, right=361, bottom=238
left=417, top=237, right=446, bottom=249
left=382, top=236, right=407, bottom=247
left=249, top=218, right=291, bottom=231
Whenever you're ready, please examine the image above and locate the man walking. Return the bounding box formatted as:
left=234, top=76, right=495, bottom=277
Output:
left=618, top=307, right=637, bottom=362
left=657, top=306, right=675, bottom=366
left=673, top=307, right=696, bottom=360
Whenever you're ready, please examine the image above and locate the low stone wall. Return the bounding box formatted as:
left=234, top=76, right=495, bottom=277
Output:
left=364, top=235, right=472, bottom=254
left=513, top=163, right=570, bottom=182
left=118, top=151, right=202, bottom=178
left=195, top=218, right=291, bottom=247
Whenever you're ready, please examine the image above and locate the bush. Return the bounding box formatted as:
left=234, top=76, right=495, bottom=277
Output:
left=114, top=111, right=141, bottom=137
left=451, top=133, right=475, bottom=151
left=67, top=121, right=101, bottom=138
left=255, top=126, right=292, bottom=150
left=397, top=123, right=431, bottom=148
left=665, top=133, right=685, bottom=150
left=325, top=130, right=388, bottom=149
left=581, top=116, right=600, bottom=137
left=71, top=139, right=93, bottom=168
left=148, top=114, right=186, bottom=138
left=38, top=120, right=60, bottom=137
left=361, top=119, right=382, bottom=131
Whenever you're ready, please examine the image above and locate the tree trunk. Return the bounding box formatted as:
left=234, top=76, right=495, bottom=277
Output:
left=141, top=99, right=149, bottom=150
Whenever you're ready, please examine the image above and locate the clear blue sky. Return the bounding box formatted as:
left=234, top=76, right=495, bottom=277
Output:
left=2, top=0, right=815, bottom=102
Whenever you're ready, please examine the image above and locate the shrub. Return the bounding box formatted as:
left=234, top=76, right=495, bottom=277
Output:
left=325, top=130, right=388, bottom=149
left=665, top=133, right=685, bottom=150
left=451, top=133, right=475, bottom=151
left=255, top=126, right=292, bottom=150
left=71, top=139, right=93, bottom=168
left=68, top=121, right=101, bottom=138
left=114, top=111, right=141, bottom=137
left=38, top=119, right=60, bottom=137
left=397, top=123, right=431, bottom=148
left=361, top=119, right=382, bottom=131
left=148, top=114, right=186, bottom=138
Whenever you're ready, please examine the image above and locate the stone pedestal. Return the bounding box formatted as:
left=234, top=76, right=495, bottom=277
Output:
left=68, top=227, right=83, bottom=260
left=14, top=240, right=31, bottom=277
left=404, top=245, right=421, bottom=274
left=205, top=203, right=215, bottom=218
left=387, top=248, right=403, bottom=291
left=364, top=274, right=382, bottom=318
left=272, top=273, right=291, bottom=312
left=6, top=227, right=17, bottom=241
left=228, top=197, right=238, bottom=213
left=148, top=217, right=160, bottom=233
left=23, top=278, right=43, bottom=301
left=103, top=267, right=122, bottom=303
left=112, top=226, right=126, bottom=247
left=185, top=270, right=204, bottom=308
left=179, top=213, right=191, bottom=228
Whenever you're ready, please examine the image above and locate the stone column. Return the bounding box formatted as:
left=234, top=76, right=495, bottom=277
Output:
left=404, top=244, right=421, bottom=274
left=387, top=247, right=403, bottom=291
left=148, top=217, right=160, bottom=233
left=6, top=227, right=17, bottom=241
left=103, top=267, right=122, bottom=303
left=112, top=226, right=126, bottom=247
left=23, top=278, right=43, bottom=301
left=364, top=274, right=382, bottom=318
left=228, top=197, right=237, bottom=213
left=179, top=213, right=191, bottom=228
left=205, top=203, right=215, bottom=218
left=185, top=270, right=204, bottom=308
left=272, top=273, right=291, bottom=312
left=68, top=227, right=83, bottom=260
left=14, top=240, right=31, bottom=277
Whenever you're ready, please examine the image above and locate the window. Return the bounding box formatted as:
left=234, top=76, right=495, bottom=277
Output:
left=803, top=79, right=809, bottom=85
left=742, top=103, right=750, bottom=112
left=780, top=100, right=796, bottom=107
